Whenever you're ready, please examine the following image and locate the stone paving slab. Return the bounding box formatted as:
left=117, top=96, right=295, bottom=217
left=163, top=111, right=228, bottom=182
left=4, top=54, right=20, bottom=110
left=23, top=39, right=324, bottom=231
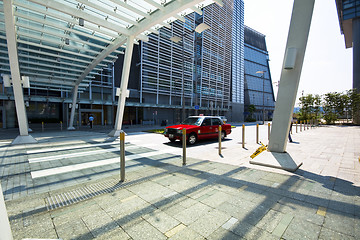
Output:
left=1, top=125, right=360, bottom=239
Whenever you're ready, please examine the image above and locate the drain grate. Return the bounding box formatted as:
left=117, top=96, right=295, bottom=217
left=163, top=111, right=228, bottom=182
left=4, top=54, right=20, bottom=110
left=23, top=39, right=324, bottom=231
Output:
left=44, top=170, right=176, bottom=211
left=45, top=180, right=120, bottom=211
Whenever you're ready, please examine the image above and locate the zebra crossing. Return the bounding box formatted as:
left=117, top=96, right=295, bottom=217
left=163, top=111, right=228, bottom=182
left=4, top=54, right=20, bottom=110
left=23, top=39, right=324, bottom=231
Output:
left=0, top=137, right=181, bottom=201
left=26, top=139, right=179, bottom=182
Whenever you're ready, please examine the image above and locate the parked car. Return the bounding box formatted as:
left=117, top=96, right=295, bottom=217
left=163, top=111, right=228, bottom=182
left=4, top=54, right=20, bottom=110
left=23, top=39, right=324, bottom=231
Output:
left=163, top=116, right=232, bottom=145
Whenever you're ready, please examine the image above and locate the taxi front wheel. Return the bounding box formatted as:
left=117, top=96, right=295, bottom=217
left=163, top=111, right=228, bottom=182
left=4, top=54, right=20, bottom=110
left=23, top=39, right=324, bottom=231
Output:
left=188, top=133, right=197, bottom=145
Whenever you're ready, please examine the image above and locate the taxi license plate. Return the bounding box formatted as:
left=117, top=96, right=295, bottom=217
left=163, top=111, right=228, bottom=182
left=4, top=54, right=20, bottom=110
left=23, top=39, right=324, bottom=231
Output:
left=169, top=134, right=174, bottom=138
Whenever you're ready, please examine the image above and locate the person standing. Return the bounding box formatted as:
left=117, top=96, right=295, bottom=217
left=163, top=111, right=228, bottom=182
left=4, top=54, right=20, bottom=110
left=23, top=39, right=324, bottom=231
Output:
left=89, top=115, right=94, bottom=129
left=288, top=120, right=293, bottom=142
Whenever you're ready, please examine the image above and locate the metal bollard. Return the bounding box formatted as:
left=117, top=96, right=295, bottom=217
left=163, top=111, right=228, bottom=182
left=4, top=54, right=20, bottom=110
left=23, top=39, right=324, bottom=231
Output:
left=242, top=124, right=245, bottom=148
left=120, top=131, right=125, bottom=182
left=60, top=121, right=63, bottom=131
left=307, top=120, right=310, bottom=130
left=268, top=122, right=271, bottom=140
left=182, top=128, right=186, bottom=165
left=105, top=120, right=107, bottom=126
left=300, top=121, right=302, bottom=132
left=218, top=125, right=222, bottom=155
left=256, top=124, right=259, bottom=144
left=296, top=121, right=298, bottom=133
left=42, top=121, right=44, bottom=132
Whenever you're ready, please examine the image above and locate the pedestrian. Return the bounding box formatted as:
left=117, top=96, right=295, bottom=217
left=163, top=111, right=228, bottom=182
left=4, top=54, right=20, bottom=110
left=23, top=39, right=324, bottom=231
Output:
left=288, top=120, right=293, bottom=142
left=89, top=115, right=94, bottom=129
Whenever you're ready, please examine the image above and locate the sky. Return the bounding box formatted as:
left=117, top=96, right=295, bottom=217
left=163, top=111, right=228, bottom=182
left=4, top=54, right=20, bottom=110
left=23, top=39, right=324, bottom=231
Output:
left=243, top=0, right=353, bottom=106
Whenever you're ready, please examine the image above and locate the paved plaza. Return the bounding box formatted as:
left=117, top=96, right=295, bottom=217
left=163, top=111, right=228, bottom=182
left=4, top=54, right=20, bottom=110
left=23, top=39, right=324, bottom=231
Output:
left=0, top=123, right=359, bottom=239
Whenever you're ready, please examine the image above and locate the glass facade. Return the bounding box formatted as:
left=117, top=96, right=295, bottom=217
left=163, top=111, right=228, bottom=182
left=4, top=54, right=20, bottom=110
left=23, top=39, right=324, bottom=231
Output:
left=139, top=0, right=242, bottom=122
left=244, top=26, right=275, bottom=121
left=200, top=0, right=234, bottom=110
left=342, top=0, right=360, bottom=20
left=141, top=14, right=195, bottom=106
left=232, top=0, right=245, bottom=104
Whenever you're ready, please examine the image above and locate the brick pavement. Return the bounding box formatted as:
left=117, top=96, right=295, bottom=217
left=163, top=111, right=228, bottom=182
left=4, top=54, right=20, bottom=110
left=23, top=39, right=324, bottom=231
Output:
left=1, top=124, right=359, bottom=239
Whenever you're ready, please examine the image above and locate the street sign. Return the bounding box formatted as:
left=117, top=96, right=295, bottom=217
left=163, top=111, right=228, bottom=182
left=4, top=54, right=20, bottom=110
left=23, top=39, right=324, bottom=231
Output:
left=195, top=105, right=200, bottom=110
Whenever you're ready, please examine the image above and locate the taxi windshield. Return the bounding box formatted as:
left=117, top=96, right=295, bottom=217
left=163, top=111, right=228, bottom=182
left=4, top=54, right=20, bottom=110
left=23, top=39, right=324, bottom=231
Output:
left=181, top=117, right=202, bottom=126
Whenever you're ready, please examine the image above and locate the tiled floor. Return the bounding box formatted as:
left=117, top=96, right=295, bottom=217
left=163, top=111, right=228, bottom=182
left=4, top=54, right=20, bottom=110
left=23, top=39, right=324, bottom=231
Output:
left=1, top=124, right=360, bottom=239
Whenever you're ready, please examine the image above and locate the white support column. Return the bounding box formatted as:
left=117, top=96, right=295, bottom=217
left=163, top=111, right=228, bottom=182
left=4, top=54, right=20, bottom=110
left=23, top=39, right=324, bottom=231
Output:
left=4, top=0, right=36, bottom=145
left=109, top=35, right=135, bottom=137
left=0, top=182, right=13, bottom=240
left=67, top=84, right=79, bottom=130
left=269, top=0, right=315, bottom=153
left=250, top=0, right=315, bottom=171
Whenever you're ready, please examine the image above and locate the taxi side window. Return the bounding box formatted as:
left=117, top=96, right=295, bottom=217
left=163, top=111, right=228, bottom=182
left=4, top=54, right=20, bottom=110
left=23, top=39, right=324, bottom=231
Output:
left=211, top=118, right=222, bottom=126
left=202, top=118, right=212, bottom=126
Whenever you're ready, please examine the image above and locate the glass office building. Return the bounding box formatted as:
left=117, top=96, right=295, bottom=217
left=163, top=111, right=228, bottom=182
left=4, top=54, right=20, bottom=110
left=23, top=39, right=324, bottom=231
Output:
left=137, top=0, right=240, bottom=123
left=335, top=0, right=360, bottom=124
left=244, top=26, right=275, bottom=121
left=231, top=0, right=245, bottom=121
left=0, top=0, right=276, bottom=128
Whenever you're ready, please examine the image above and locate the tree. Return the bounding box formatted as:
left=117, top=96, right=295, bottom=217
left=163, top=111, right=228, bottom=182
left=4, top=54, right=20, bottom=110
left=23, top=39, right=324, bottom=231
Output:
left=313, top=94, right=322, bottom=122
left=246, top=105, right=256, bottom=122
left=340, top=93, right=350, bottom=122
left=322, top=92, right=342, bottom=124
left=298, top=89, right=360, bottom=125
left=299, top=94, right=311, bottom=121
left=298, top=94, right=321, bottom=121
left=248, top=105, right=256, bottom=117
left=347, top=89, right=360, bottom=124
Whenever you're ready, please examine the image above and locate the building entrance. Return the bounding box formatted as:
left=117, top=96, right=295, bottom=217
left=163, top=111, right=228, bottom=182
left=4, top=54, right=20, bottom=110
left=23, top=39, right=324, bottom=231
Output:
left=79, top=109, right=103, bottom=127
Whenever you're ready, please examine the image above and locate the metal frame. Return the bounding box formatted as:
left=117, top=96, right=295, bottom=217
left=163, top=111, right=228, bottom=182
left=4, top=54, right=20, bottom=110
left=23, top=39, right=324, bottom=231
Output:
left=0, top=0, right=223, bottom=137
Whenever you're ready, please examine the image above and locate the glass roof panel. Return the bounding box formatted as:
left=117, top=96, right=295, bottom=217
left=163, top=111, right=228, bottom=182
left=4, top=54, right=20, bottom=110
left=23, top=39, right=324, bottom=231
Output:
left=130, top=0, right=158, bottom=14
left=0, top=0, right=220, bottom=92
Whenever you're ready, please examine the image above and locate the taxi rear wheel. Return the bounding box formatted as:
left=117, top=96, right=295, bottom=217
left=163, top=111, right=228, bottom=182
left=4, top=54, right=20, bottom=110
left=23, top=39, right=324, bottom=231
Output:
left=188, top=133, right=197, bottom=145
left=221, top=131, right=226, bottom=140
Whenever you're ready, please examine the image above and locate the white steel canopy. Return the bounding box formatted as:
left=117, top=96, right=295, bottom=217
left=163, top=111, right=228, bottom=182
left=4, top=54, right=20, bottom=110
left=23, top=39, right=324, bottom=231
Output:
left=0, top=0, right=222, bottom=92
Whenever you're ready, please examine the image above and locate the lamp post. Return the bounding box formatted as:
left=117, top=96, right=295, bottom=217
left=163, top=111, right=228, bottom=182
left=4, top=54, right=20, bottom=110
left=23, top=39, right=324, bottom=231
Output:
left=256, top=70, right=266, bottom=124
left=267, top=96, right=269, bottom=119
left=170, top=23, right=210, bottom=121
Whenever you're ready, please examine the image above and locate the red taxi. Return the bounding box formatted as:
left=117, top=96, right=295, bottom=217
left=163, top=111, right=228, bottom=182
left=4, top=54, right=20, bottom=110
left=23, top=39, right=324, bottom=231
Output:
left=164, top=116, right=232, bottom=145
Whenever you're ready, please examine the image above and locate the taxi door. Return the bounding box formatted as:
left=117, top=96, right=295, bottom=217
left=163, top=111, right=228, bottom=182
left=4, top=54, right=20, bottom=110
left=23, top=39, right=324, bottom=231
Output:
left=210, top=118, right=223, bottom=138
left=199, top=118, right=213, bottom=140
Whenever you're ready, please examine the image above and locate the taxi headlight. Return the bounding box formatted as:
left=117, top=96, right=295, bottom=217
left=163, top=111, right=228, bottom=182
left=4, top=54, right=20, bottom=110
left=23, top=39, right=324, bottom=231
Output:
left=164, top=128, right=168, bottom=133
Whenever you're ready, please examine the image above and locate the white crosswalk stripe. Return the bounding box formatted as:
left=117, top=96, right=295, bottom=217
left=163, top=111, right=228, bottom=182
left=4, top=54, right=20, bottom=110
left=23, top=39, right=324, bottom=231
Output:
left=28, top=143, right=158, bottom=163
left=30, top=149, right=178, bottom=179
left=27, top=141, right=120, bottom=154
left=29, top=146, right=124, bottom=163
